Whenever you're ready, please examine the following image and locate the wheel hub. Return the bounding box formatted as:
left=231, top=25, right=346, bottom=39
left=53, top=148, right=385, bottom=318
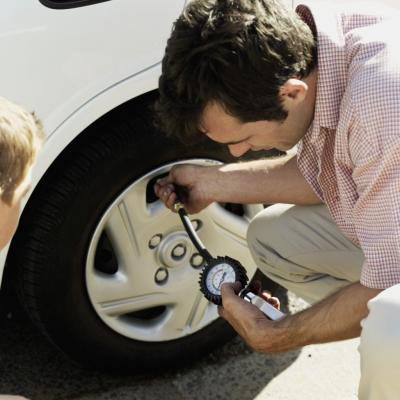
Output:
left=156, top=231, right=194, bottom=268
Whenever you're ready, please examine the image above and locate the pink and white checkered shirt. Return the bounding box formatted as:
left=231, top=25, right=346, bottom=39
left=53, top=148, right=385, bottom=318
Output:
left=296, top=2, right=400, bottom=289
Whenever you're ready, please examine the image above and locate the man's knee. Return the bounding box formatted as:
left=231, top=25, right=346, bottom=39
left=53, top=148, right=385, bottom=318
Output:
left=246, top=204, right=294, bottom=280
left=360, top=285, right=400, bottom=377
left=247, top=204, right=291, bottom=252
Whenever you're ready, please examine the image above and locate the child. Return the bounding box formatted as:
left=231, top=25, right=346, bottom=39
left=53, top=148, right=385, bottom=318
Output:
left=0, top=97, right=44, bottom=400
left=0, top=97, right=44, bottom=250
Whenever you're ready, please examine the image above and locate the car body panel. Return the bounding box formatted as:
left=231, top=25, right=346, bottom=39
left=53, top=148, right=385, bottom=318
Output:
left=0, top=0, right=184, bottom=136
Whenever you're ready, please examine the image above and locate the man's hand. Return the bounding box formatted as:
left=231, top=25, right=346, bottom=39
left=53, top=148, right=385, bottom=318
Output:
left=218, top=282, right=283, bottom=352
left=219, top=281, right=382, bottom=354
left=154, top=164, right=215, bottom=214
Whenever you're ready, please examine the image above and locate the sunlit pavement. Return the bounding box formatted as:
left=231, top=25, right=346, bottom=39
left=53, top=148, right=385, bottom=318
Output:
left=0, top=292, right=361, bottom=400
left=254, top=338, right=360, bottom=400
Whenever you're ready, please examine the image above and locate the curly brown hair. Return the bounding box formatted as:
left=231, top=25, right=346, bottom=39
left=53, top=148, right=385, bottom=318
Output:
left=155, top=0, right=316, bottom=143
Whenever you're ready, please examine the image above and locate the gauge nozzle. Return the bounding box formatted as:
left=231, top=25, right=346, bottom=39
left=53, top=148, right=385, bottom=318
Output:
left=240, top=290, right=285, bottom=320
left=173, top=202, right=185, bottom=213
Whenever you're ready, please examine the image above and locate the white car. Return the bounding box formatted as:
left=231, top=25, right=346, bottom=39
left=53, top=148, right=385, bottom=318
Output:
left=0, top=0, right=264, bottom=369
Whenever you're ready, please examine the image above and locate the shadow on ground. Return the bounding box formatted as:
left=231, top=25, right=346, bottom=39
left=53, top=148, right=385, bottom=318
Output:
left=0, top=290, right=300, bottom=400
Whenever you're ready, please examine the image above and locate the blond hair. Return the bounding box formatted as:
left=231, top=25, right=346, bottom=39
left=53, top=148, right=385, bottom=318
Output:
left=0, top=97, right=44, bottom=205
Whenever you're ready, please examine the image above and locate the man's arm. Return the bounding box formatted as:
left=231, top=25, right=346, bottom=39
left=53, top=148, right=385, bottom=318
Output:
left=155, top=154, right=321, bottom=213
left=219, top=282, right=382, bottom=353
left=213, top=154, right=320, bottom=205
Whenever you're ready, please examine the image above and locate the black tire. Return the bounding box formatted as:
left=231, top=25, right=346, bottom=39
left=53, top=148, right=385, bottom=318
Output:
left=9, top=100, right=250, bottom=370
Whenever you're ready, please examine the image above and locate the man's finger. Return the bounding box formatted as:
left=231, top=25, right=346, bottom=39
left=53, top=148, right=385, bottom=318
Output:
left=154, top=181, right=171, bottom=196
left=166, top=192, right=177, bottom=209
left=220, top=281, right=244, bottom=310
left=220, top=281, right=242, bottom=295
left=248, top=280, right=262, bottom=294
left=220, top=282, right=237, bottom=297
left=260, top=290, right=272, bottom=300
left=260, top=291, right=281, bottom=309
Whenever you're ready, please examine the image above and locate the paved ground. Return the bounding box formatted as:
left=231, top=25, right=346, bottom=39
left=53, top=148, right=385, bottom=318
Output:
left=0, top=292, right=360, bottom=400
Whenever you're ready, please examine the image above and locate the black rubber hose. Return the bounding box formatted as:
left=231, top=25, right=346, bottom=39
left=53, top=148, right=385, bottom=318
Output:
left=177, top=206, right=213, bottom=262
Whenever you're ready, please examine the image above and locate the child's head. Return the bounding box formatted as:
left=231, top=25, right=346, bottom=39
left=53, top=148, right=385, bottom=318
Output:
left=0, top=97, right=44, bottom=249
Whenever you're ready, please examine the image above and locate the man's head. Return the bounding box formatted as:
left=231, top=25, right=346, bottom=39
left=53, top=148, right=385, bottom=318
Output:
left=0, top=97, right=44, bottom=249
left=156, top=0, right=316, bottom=151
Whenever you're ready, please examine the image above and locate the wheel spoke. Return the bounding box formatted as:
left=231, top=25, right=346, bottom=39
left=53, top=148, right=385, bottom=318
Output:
left=88, top=271, right=133, bottom=305
left=122, top=174, right=182, bottom=231
left=123, top=179, right=148, bottom=219
left=204, top=203, right=248, bottom=239
left=199, top=204, right=248, bottom=254
left=88, top=271, right=169, bottom=315
left=105, top=202, right=164, bottom=293
left=196, top=203, right=261, bottom=277
left=100, top=291, right=168, bottom=317
left=105, top=204, right=142, bottom=272
left=162, top=292, right=216, bottom=336
left=185, top=293, right=217, bottom=331
left=123, top=180, right=158, bottom=227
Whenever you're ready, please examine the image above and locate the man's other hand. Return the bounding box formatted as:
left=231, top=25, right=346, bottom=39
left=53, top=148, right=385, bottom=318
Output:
left=218, top=282, right=283, bottom=352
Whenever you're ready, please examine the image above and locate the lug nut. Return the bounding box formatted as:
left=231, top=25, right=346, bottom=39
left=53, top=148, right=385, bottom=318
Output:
left=149, top=234, right=162, bottom=249
left=172, top=244, right=186, bottom=259
left=190, top=253, right=204, bottom=268
left=155, top=268, right=169, bottom=284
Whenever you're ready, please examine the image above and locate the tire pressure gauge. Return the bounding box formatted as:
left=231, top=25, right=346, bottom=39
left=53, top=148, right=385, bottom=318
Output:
left=199, top=255, right=248, bottom=305
left=174, top=201, right=285, bottom=320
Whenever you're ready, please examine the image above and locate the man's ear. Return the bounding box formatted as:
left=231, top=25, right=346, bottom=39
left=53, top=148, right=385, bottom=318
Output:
left=279, top=78, right=308, bottom=106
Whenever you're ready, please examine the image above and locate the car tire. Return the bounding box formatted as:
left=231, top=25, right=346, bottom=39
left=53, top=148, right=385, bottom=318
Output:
left=9, top=100, right=264, bottom=370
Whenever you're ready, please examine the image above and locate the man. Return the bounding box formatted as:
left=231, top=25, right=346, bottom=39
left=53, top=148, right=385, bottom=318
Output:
left=154, top=0, right=400, bottom=398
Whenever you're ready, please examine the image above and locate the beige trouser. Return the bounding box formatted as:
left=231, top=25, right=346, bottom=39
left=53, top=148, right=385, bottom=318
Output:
left=247, top=204, right=400, bottom=400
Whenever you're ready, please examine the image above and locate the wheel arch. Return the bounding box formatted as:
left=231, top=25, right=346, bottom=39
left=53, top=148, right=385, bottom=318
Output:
left=34, top=64, right=161, bottom=194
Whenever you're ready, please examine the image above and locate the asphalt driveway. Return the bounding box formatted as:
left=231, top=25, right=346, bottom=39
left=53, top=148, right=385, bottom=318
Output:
left=0, top=292, right=359, bottom=400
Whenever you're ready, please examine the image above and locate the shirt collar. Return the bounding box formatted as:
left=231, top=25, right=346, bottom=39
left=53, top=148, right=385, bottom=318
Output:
left=297, top=3, right=347, bottom=134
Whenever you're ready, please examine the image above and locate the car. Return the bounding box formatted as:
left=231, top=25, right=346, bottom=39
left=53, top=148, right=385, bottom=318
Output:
left=0, top=0, right=268, bottom=370
left=11, top=0, right=398, bottom=373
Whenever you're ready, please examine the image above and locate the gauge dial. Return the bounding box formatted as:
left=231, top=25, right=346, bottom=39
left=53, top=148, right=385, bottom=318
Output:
left=199, top=256, right=248, bottom=305
left=205, top=263, right=236, bottom=295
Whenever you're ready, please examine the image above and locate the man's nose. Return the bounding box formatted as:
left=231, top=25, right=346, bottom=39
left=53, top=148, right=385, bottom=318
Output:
left=228, top=142, right=251, bottom=157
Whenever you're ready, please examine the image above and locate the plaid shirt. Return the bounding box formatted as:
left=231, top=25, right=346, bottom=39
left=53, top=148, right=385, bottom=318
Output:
left=296, top=2, right=400, bottom=289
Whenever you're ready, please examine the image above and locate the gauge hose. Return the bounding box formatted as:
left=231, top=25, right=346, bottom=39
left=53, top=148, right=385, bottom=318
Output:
left=174, top=202, right=212, bottom=262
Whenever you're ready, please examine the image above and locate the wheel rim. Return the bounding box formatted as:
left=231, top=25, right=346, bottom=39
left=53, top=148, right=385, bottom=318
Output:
left=86, top=159, right=263, bottom=342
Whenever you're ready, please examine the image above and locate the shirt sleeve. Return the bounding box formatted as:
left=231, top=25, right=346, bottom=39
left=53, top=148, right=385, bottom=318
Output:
left=351, top=100, right=400, bottom=289
left=347, top=23, right=400, bottom=289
